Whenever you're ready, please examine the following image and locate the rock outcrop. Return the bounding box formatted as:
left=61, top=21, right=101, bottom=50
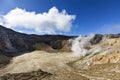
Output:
left=0, top=69, right=52, bottom=80
left=90, top=34, right=103, bottom=44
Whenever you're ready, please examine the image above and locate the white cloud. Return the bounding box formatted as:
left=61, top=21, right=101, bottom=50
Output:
left=0, top=7, right=76, bottom=34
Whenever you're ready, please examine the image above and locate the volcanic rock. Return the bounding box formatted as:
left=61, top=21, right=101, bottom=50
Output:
left=0, top=69, right=52, bottom=80
left=0, top=25, right=73, bottom=68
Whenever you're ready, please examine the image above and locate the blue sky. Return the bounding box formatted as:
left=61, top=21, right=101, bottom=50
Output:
left=0, top=0, right=120, bottom=35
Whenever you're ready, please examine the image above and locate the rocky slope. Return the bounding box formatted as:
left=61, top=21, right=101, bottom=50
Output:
left=0, top=25, right=74, bottom=57
left=71, top=38, right=120, bottom=69
left=69, top=38, right=120, bottom=80
left=0, top=25, right=104, bottom=68
left=0, top=25, right=120, bottom=80
left=0, top=25, right=74, bottom=68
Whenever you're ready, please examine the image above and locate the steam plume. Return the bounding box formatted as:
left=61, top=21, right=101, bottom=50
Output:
left=71, top=34, right=95, bottom=56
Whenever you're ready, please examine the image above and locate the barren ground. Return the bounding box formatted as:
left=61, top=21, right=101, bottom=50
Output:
left=0, top=50, right=120, bottom=80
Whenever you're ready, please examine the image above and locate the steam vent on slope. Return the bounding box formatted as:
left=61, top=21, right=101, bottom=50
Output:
left=0, top=25, right=120, bottom=80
